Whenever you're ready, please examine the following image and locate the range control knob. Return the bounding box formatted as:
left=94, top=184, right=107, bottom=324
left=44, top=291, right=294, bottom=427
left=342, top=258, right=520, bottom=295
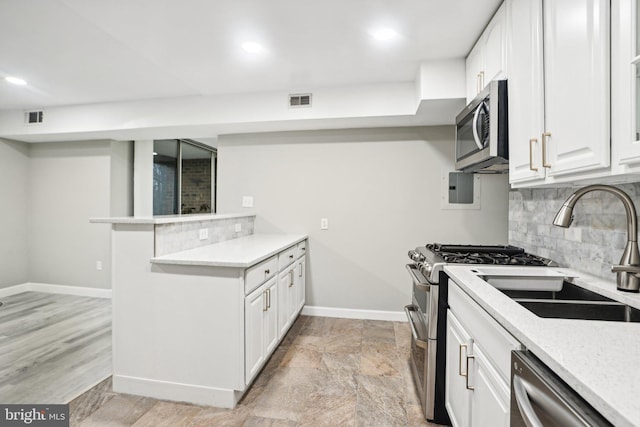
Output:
left=419, top=263, right=433, bottom=278
left=408, top=250, right=425, bottom=262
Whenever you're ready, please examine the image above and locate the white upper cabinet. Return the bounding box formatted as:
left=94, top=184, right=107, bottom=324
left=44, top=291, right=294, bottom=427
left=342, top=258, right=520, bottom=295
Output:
left=543, top=0, right=610, bottom=176
left=507, top=0, right=610, bottom=186
left=506, top=0, right=545, bottom=182
left=466, top=3, right=507, bottom=103
left=611, top=0, right=640, bottom=171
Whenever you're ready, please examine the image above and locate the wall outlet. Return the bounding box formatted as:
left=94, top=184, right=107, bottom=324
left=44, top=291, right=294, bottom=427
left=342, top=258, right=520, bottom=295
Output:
left=320, top=218, right=329, bottom=230
left=235, top=223, right=242, bottom=232
left=96, top=261, right=103, bottom=271
left=242, top=196, right=254, bottom=208
left=199, top=228, right=209, bottom=240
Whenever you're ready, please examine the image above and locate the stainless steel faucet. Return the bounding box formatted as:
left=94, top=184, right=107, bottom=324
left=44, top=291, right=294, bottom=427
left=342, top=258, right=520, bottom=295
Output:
left=553, top=184, right=640, bottom=292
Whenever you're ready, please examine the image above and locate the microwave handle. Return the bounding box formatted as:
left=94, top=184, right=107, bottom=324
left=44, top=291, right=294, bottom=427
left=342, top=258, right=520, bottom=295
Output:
left=471, top=104, right=485, bottom=151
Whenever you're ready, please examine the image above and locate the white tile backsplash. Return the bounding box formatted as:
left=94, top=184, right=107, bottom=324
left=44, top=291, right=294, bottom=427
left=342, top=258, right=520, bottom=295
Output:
left=154, top=216, right=255, bottom=256
left=509, top=183, right=640, bottom=281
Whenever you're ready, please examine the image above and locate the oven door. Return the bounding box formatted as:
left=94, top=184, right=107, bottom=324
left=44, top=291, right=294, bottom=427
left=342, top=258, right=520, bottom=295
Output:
left=405, top=264, right=440, bottom=421
left=405, top=264, right=439, bottom=339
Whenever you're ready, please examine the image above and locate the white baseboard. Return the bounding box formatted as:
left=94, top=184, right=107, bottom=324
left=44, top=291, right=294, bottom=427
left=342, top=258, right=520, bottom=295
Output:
left=113, top=374, right=241, bottom=408
left=0, top=283, right=30, bottom=298
left=301, top=305, right=407, bottom=322
left=0, top=282, right=111, bottom=299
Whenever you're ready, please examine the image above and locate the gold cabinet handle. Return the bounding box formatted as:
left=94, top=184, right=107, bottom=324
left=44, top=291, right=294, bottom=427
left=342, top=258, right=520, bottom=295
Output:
left=476, top=73, right=482, bottom=94
left=267, top=288, right=271, bottom=309
left=479, top=71, right=484, bottom=91
left=263, top=290, right=268, bottom=312
left=289, top=270, right=294, bottom=287
left=529, top=139, right=538, bottom=171
left=299, top=264, right=303, bottom=277
left=459, top=344, right=467, bottom=377
left=465, top=355, right=475, bottom=390
left=542, top=132, right=551, bottom=168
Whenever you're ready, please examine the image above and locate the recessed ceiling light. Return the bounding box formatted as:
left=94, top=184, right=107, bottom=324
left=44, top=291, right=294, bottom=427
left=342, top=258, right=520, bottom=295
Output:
left=371, top=28, right=398, bottom=41
left=242, top=42, right=264, bottom=53
left=5, top=76, right=27, bottom=86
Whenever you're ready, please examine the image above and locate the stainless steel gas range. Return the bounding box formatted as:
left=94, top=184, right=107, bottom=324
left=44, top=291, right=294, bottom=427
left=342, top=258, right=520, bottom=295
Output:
left=404, top=243, right=556, bottom=424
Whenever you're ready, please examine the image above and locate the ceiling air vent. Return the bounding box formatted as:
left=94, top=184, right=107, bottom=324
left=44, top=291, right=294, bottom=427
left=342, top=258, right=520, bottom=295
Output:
left=25, top=111, right=44, bottom=124
left=288, top=93, right=312, bottom=108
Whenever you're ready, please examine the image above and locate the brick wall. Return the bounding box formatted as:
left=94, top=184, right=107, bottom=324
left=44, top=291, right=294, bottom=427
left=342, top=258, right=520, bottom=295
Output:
left=181, top=158, right=212, bottom=214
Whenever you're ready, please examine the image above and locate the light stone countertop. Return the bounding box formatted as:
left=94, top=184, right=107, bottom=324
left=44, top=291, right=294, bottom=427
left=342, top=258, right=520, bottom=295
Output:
left=444, top=265, right=640, bottom=427
left=150, top=233, right=307, bottom=268
left=90, top=213, right=255, bottom=224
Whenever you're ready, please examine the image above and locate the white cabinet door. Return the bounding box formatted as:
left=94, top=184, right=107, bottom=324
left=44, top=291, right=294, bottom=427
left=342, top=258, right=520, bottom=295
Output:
left=483, top=3, right=506, bottom=84
left=466, top=3, right=506, bottom=103
left=264, top=278, right=279, bottom=355
left=612, top=0, right=640, bottom=170
left=543, top=0, right=610, bottom=176
left=466, top=44, right=484, bottom=103
left=470, top=346, right=511, bottom=427
left=445, top=310, right=473, bottom=427
left=277, top=267, right=293, bottom=339
left=506, top=0, right=546, bottom=183
left=295, top=259, right=306, bottom=313
left=245, top=285, right=266, bottom=383
left=508, top=0, right=610, bottom=186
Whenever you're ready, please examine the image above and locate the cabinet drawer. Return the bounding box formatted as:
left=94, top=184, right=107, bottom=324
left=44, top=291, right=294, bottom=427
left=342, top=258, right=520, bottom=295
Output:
left=296, top=240, right=307, bottom=259
left=245, top=256, right=277, bottom=295
left=278, top=246, right=297, bottom=271
left=448, top=280, right=521, bottom=381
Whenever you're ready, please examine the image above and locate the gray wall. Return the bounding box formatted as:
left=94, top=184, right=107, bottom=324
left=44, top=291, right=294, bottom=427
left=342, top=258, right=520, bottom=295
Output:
left=217, top=126, right=510, bottom=312
left=28, top=141, right=113, bottom=289
left=0, top=138, right=133, bottom=290
left=110, top=140, right=134, bottom=217
left=0, top=139, right=29, bottom=287
left=510, top=183, right=640, bottom=280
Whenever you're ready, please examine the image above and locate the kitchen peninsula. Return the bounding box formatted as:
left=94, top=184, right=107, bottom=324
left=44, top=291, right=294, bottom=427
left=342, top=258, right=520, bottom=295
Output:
left=91, top=213, right=307, bottom=408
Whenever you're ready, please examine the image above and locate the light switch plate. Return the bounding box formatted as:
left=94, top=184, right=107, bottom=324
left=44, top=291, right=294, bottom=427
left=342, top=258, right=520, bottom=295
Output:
left=320, top=218, right=329, bottom=230
left=199, top=228, right=209, bottom=240
left=242, top=196, right=254, bottom=208
left=235, top=223, right=242, bottom=232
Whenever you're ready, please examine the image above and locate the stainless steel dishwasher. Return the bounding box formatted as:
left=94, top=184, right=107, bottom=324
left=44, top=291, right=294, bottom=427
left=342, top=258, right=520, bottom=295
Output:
left=510, top=351, right=612, bottom=427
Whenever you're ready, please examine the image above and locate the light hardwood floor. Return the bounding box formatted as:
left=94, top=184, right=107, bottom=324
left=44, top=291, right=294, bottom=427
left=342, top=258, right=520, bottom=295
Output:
left=69, top=316, right=443, bottom=427
left=0, top=291, right=111, bottom=404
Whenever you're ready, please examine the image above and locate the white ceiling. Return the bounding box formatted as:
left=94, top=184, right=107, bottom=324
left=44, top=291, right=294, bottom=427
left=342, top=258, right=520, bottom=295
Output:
left=0, top=0, right=502, bottom=111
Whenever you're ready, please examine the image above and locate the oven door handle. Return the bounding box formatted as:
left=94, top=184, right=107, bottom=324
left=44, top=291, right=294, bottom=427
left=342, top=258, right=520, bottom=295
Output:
left=405, top=264, right=431, bottom=291
left=404, top=305, right=428, bottom=349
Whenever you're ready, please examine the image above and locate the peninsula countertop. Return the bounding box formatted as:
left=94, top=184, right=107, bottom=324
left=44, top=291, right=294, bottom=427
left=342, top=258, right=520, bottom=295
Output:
left=90, top=212, right=255, bottom=225
left=444, top=265, right=640, bottom=427
left=150, top=233, right=307, bottom=268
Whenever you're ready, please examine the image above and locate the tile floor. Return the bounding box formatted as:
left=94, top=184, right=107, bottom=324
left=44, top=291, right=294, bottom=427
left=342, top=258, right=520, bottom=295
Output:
left=70, top=315, right=442, bottom=426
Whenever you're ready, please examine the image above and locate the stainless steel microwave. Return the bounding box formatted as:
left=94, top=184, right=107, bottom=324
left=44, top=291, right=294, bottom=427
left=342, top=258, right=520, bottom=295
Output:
left=455, top=80, right=508, bottom=173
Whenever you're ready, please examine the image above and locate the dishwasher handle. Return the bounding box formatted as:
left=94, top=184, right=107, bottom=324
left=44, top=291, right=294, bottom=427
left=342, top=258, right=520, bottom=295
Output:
left=513, top=375, right=544, bottom=427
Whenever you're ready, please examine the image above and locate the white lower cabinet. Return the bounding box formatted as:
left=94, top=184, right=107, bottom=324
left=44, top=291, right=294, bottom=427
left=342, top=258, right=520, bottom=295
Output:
left=278, top=265, right=294, bottom=338
left=445, top=281, right=521, bottom=427
left=245, top=277, right=278, bottom=384
left=246, top=240, right=307, bottom=386
left=278, top=252, right=307, bottom=339
left=446, top=311, right=472, bottom=427
left=295, top=258, right=306, bottom=314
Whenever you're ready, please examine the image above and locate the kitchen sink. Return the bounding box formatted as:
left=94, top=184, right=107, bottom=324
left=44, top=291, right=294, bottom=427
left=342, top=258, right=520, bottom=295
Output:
left=499, top=281, right=640, bottom=323
left=500, top=281, right=611, bottom=301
